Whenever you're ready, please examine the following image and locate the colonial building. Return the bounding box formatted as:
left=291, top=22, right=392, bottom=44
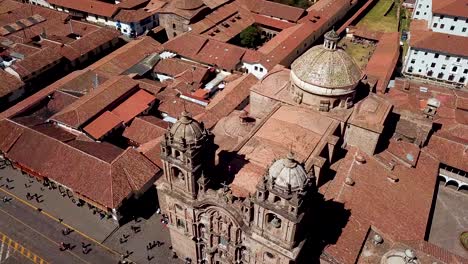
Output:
left=157, top=110, right=318, bottom=263
left=156, top=30, right=390, bottom=263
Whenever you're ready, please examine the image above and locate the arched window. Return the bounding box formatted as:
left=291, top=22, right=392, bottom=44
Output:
left=266, top=213, right=281, bottom=228
left=172, top=167, right=185, bottom=182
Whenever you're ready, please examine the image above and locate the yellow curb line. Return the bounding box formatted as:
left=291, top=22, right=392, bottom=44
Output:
left=0, top=231, right=49, bottom=264
left=0, top=187, right=128, bottom=261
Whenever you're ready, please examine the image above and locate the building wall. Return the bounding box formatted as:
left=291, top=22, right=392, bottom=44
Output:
left=242, top=62, right=268, bottom=79
left=429, top=14, right=468, bottom=37
left=159, top=13, right=190, bottom=39
left=412, top=0, right=432, bottom=21
left=403, top=47, right=468, bottom=86
left=345, top=124, right=380, bottom=155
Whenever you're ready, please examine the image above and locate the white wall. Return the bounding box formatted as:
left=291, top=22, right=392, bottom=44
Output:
left=403, top=47, right=468, bottom=85
left=242, top=62, right=268, bottom=79
left=430, top=15, right=468, bottom=37
left=412, top=0, right=432, bottom=21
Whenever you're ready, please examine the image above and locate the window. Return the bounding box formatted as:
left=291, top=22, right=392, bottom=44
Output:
left=411, top=59, right=415, bottom=64
left=418, top=69, right=422, bottom=72
left=414, top=50, right=418, bottom=55
left=452, top=66, right=458, bottom=72
left=254, top=66, right=258, bottom=71
left=442, top=64, right=447, bottom=70
left=172, top=23, right=176, bottom=29
left=460, top=77, right=466, bottom=83
left=418, top=4, right=421, bottom=7
left=454, top=17, right=458, bottom=22
left=408, top=66, right=414, bottom=73
left=434, top=53, right=439, bottom=58
left=423, top=12, right=426, bottom=15
left=433, top=22, right=438, bottom=27
left=176, top=218, right=185, bottom=228
left=273, top=196, right=281, bottom=204
left=424, top=52, right=428, bottom=55
left=431, top=63, right=436, bottom=67
left=450, top=26, right=455, bottom=30
left=457, top=58, right=461, bottom=62
left=440, top=15, right=444, bottom=19
left=464, top=69, right=468, bottom=74
left=266, top=213, right=281, bottom=228
left=463, top=28, right=467, bottom=32
left=427, top=70, right=433, bottom=76
left=437, top=72, right=444, bottom=79
left=448, top=75, right=454, bottom=81
left=416, top=11, right=420, bottom=15
left=264, top=252, right=275, bottom=259
left=440, top=24, right=445, bottom=29
left=173, top=32, right=177, bottom=37
left=446, top=56, right=450, bottom=60
left=259, top=67, right=263, bottom=72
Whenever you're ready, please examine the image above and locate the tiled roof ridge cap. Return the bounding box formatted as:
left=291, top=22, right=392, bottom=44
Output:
left=10, top=120, right=112, bottom=165
left=51, top=76, right=130, bottom=122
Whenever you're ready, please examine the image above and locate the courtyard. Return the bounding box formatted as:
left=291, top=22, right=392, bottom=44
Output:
left=338, top=37, right=376, bottom=69
left=357, top=0, right=399, bottom=32
left=428, top=181, right=468, bottom=259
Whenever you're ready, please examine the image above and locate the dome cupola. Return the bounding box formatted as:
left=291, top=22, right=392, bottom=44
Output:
left=169, top=111, right=205, bottom=144
left=268, top=153, right=308, bottom=192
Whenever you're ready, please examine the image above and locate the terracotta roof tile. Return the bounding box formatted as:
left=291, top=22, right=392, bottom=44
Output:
left=123, top=116, right=166, bottom=145
left=47, top=0, right=120, bottom=17
left=322, top=147, right=439, bottom=263
left=114, top=9, right=152, bottom=23
left=365, top=32, right=400, bottom=93
left=253, top=14, right=296, bottom=30
left=112, top=89, right=156, bottom=123
left=0, top=69, right=24, bottom=98
left=51, top=76, right=139, bottom=128
left=248, top=0, right=305, bottom=22
left=83, top=111, right=122, bottom=139
left=409, top=28, right=468, bottom=57
left=432, top=0, right=468, bottom=17
left=117, top=0, right=150, bottom=9
left=2, top=120, right=158, bottom=209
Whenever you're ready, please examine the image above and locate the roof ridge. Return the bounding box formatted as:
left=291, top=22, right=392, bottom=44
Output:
left=10, top=120, right=112, bottom=165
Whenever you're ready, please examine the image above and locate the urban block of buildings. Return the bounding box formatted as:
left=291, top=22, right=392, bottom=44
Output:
left=0, top=0, right=467, bottom=263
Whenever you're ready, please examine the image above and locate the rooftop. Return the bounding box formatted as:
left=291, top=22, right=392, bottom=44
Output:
left=409, top=23, right=468, bottom=57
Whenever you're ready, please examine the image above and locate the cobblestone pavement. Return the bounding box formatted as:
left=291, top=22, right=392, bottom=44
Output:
left=428, top=181, right=468, bottom=259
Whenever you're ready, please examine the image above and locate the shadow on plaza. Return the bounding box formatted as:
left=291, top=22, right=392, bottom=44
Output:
left=119, top=186, right=159, bottom=226
left=298, top=196, right=350, bottom=264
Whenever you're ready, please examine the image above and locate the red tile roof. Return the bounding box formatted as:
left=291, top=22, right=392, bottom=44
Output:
left=47, top=0, right=120, bottom=17
left=51, top=76, right=139, bottom=128
left=409, top=29, right=468, bottom=57
left=253, top=14, right=296, bottom=30
left=0, top=119, right=159, bottom=209
left=0, top=69, right=24, bottom=98
left=117, top=0, right=150, bottom=9
left=122, top=116, right=166, bottom=145
left=200, top=74, right=258, bottom=128
left=322, top=146, right=439, bottom=263
left=365, top=32, right=400, bottom=93
left=83, top=110, right=122, bottom=140
left=114, top=9, right=153, bottom=23
left=432, top=0, right=468, bottom=17
left=164, top=33, right=247, bottom=71
left=154, top=58, right=208, bottom=83
left=247, top=0, right=305, bottom=22
left=112, top=89, right=156, bottom=123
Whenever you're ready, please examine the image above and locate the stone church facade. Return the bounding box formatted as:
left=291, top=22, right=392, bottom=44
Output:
left=156, top=111, right=317, bottom=264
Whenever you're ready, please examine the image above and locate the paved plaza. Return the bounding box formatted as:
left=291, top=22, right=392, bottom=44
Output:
left=428, top=181, right=468, bottom=259
left=0, top=161, right=180, bottom=264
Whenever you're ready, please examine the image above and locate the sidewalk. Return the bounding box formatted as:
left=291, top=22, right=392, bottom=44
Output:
left=0, top=165, right=118, bottom=243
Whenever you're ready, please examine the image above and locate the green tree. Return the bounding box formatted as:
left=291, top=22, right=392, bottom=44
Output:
left=240, top=26, right=260, bottom=48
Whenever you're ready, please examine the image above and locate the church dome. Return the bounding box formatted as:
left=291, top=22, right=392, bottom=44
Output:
left=290, top=30, right=362, bottom=95
left=169, top=111, right=205, bottom=144
left=268, top=153, right=307, bottom=192
left=174, top=0, right=204, bottom=10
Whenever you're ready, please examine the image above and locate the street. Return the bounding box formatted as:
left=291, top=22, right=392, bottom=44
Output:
left=0, top=194, right=120, bottom=264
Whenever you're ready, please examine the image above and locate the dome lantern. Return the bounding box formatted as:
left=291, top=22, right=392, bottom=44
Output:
left=323, top=29, right=339, bottom=50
